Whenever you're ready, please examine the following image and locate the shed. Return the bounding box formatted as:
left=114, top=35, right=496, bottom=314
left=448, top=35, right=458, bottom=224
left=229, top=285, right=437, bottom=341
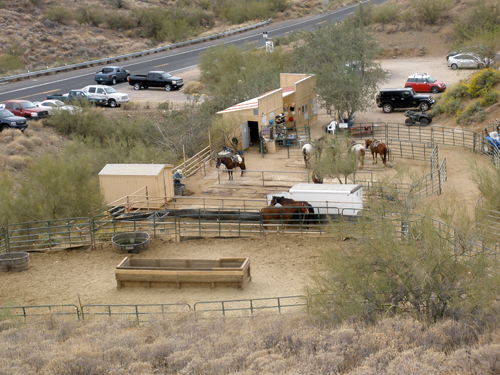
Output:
left=98, top=164, right=174, bottom=210
left=267, top=183, right=363, bottom=216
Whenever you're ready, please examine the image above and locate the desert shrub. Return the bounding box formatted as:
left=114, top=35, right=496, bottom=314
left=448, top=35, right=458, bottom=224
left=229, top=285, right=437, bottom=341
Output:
left=0, top=129, right=23, bottom=144
left=446, top=81, right=470, bottom=99
left=306, top=211, right=500, bottom=323
left=4, top=143, right=28, bottom=156
left=13, top=137, right=35, bottom=151
left=105, top=11, right=136, bottom=30
left=183, top=81, right=201, bottom=95
left=215, top=0, right=272, bottom=24
left=157, top=101, right=171, bottom=111
left=432, top=96, right=462, bottom=116
left=107, top=0, right=128, bottom=9
left=269, top=0, right=288, bottom=13
left=411, top=0, right=453, bottom=25
left=28, top=136, right=43, bottom=146
left=76, top=5, right=104, bottom=26
left=5, top=155, right=31, bottom=170
left=371, top=3, right=400, bottom=24
left=480, top=91, right=499, bottom=107
left=454, top=0, right=500, bottom=42
left=456, top=100, right=482, bottom=124
left=43, top=5, right=73, bottom=24
left=0, top=54, right=23, bottom=74
left=468, top=68, right=500, bottom=98
left=120, top=101, right=138, bottom=110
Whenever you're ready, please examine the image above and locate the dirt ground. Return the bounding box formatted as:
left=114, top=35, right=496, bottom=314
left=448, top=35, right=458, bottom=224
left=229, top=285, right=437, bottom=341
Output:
left=0, top=33, right=494, bottom=308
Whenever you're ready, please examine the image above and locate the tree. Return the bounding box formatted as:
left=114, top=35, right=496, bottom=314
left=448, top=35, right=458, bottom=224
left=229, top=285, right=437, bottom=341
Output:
left=306, top=207, right=500, bottom=323
left=312, top=134, right=359, bottom=184
left=291, top=21, right=387, bottom=121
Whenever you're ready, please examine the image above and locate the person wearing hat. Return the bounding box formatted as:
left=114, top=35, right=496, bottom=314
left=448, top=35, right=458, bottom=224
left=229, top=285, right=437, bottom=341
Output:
left=173, top=169, right=183, bottom=186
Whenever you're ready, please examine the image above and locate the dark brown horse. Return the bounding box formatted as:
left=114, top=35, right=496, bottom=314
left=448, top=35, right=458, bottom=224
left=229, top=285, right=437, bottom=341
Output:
left=262, top=203, right=309, bottom=230
left=365, top=139, right=388, bottom=167
left=216, top=155, right=246, bottom=180
left=270, top=196, right=318, bottom=228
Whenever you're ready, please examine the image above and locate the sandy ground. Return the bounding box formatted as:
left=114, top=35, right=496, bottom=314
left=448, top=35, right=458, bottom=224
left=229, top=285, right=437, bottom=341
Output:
left=0, top=52, right=493, bottom=308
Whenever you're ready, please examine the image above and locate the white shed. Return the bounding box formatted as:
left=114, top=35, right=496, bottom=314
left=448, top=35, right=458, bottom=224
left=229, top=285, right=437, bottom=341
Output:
left=267, top=183, right=363, bottom=216
left=98, top=164, right=174, bottom=210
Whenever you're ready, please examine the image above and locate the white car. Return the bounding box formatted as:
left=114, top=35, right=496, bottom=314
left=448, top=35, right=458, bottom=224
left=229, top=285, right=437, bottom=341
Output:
left=0, top=104, right=4, bottom=110
left=81, top=85, right=129, bottom=108
left=447, top=53, right=493, bottom=70
left=34, top=100, right=82, bottom=114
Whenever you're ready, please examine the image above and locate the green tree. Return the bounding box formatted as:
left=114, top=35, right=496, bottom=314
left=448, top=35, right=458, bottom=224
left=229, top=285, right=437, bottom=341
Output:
left=306, top=209, right=500, bottom=323
left=291, top=21, right=387, bottom=121
left=199, top=44, right=291, bottom=112
left=312, top=134, right=359, bottom=184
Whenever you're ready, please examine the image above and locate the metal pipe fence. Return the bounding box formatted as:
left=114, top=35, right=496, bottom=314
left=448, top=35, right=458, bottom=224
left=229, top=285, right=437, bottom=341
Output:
left=81, top=303, right=191, bottom=323
left=0, top=305, right=80, bottom=323
left=217, top=169, right=310, bottom=186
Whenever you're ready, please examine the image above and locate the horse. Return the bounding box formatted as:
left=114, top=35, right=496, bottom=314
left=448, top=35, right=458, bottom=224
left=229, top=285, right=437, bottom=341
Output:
left=302, top=143, right=314, bottom=168
left=261, top=204, right=309, bottom=231
left=312, top=169, right=323, bottom=184
left=365, top=139, right=388, bottom=167
left=216, top=155, right=246, bottom=180
left=270, top=196, right=318, bottom=228
left=351, top=143, right=365, bottom=169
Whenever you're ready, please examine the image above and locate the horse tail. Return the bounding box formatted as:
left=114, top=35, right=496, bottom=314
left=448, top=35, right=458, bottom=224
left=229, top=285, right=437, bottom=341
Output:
left=383, top=146, right=387, bottom=165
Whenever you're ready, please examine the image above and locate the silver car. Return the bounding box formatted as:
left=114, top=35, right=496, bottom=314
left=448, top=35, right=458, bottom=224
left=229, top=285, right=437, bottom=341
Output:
left=447, top=53, right=492, bottom=70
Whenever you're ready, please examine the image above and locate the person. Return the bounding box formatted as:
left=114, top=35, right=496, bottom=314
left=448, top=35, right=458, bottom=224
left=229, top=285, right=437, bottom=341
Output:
left=173, top=169, right=183, bottom=185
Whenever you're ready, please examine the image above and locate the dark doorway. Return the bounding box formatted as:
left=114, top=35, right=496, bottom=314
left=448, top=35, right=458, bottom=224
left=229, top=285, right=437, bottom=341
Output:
left=248, top=121, right=260, bottom=146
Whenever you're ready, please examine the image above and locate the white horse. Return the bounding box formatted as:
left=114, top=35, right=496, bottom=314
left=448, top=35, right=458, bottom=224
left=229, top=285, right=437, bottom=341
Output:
left=351, top=143, right=365, bottom=169
left=302, top=143, right=314, bottom=168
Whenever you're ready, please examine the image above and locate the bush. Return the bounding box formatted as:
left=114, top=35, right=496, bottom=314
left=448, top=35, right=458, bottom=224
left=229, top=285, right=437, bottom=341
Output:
left=215, top=0, right=272, bottom=24
left=454, top=1, right=500, bottom=42
left=105, top=11, right=136, bottom=30
left=468, top=68, right=500, bottom=98
left=76, top=6, right=104, bottom=26
left=412, top=0, right=453, bottom=25
left=456, top=100, right=482, bottom=124
left=306, top=211, right=500, bottom=323
left=371, top=3, right=400, bottom=24
left=183, top=81, right=201, bottom=95
left=480, top=91, right=499, bottom=107
left=43, top=5, right=73, bottom=24
left=0, top=54, right=23, bottom=74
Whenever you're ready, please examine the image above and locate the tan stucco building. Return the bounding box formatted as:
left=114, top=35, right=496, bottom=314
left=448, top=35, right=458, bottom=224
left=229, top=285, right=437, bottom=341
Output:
left=216, top=73, right=318, bottom=149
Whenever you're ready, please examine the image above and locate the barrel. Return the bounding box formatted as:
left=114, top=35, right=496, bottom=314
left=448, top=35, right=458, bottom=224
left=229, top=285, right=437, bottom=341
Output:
left=0, top=252, right=30, bottom=272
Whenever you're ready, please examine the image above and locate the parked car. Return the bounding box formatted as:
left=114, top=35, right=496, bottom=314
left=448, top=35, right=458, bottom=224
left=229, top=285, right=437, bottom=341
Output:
left=127, top=71, right=184, bottom=91
left=0, top=109, right=28, bottom=131
left=376, top=88, right=435, bottom=113
left=34, top=100, right=82, bottom=114
left=447, top=54, right=493, bottom=70
left=81, top=85, right=129, bottom=108
left=46, top=90, right=106, bottom=106
left=446, top=45, right=493, bottom=61
left=405, top=73, right=446, bottom=93
left=4, top=100, right=49, bottom=120
left=94, top=66, right=130, bottom=85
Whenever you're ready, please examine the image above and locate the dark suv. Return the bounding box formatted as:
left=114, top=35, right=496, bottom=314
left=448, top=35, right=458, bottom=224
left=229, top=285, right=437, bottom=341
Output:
left=376, top=88, right=435, bottom=113
left=0, top=109, right=28, bottom=132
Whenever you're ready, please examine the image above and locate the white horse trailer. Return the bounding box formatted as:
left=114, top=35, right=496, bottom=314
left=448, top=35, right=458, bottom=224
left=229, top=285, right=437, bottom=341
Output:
left=267, top=183, right=363, bottom=216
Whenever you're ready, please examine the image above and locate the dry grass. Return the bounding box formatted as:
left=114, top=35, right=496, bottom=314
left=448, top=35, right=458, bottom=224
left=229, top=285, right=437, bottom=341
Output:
left=183, top=81, right=202, bottom=95
left=0, top=314, right=498, bottom=374
left=0, top=129, right=23, bottom=143
left=4, top=155, right=32, bottom=169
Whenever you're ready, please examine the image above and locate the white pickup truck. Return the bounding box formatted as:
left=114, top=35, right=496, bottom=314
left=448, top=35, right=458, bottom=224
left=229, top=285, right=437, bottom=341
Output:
left=81, top=85, right=129, bottom=108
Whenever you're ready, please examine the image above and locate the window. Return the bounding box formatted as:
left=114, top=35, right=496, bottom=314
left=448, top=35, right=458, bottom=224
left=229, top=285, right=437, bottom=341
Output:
left=6, top=103, right=12, bottom=109
left=14, top=104, right=21, bottom=110
left=88, top=87, right=96, bottom=93
left=97, top=88, right=104, bottom=94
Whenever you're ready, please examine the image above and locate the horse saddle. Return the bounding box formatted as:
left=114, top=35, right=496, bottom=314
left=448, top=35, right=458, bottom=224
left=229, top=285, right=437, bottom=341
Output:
left=231, top=155, right=243, bottom=164
left=372, top=140, right=381, bottom=148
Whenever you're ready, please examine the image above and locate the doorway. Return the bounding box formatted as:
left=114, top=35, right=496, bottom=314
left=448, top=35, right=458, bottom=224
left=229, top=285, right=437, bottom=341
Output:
left=248, top=121, right=260, bottom=146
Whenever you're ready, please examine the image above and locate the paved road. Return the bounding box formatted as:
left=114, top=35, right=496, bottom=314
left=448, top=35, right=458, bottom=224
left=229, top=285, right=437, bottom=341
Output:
left=0, top=0, right=388, bottom=104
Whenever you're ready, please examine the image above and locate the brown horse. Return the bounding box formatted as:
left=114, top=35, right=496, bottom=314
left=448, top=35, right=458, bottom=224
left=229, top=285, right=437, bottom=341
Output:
left=270, top=196, right=318, bottom=228
left=312, top=169, right=323, bottom=184
left=262, top=203, right=309, bottom=230
left=216, top=155, right=246, bottom=180
left=365, top=139, right=388, bottom=167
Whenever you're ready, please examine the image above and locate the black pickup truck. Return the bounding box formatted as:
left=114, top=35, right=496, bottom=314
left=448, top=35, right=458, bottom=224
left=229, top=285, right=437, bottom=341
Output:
left=46, top=90, right=106, bottom=106
left=127, top=71, right=184, bottom=91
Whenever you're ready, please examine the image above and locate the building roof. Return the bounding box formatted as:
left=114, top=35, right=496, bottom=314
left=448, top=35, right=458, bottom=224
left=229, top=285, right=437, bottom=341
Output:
left=99, top=164, right=168, bottom=177
left=217, top=88, right=287, bottom=115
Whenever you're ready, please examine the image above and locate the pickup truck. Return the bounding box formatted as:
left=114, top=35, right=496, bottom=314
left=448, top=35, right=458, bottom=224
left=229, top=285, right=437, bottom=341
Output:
left=94, top=66, right=130, bottom=85
left=127, top=71, right=183, bottom=91
left=4, top=100, right=49, bottom=120
left=46, top=90, right=106, bottom=106
left=81, top=85, right=129, bottom=108
left=0, top=108, right=28, bottom=132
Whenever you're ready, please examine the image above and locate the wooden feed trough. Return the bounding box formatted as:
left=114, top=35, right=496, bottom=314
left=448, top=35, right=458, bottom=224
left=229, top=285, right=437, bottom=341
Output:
left=115, top=257, right=251, bottom=290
